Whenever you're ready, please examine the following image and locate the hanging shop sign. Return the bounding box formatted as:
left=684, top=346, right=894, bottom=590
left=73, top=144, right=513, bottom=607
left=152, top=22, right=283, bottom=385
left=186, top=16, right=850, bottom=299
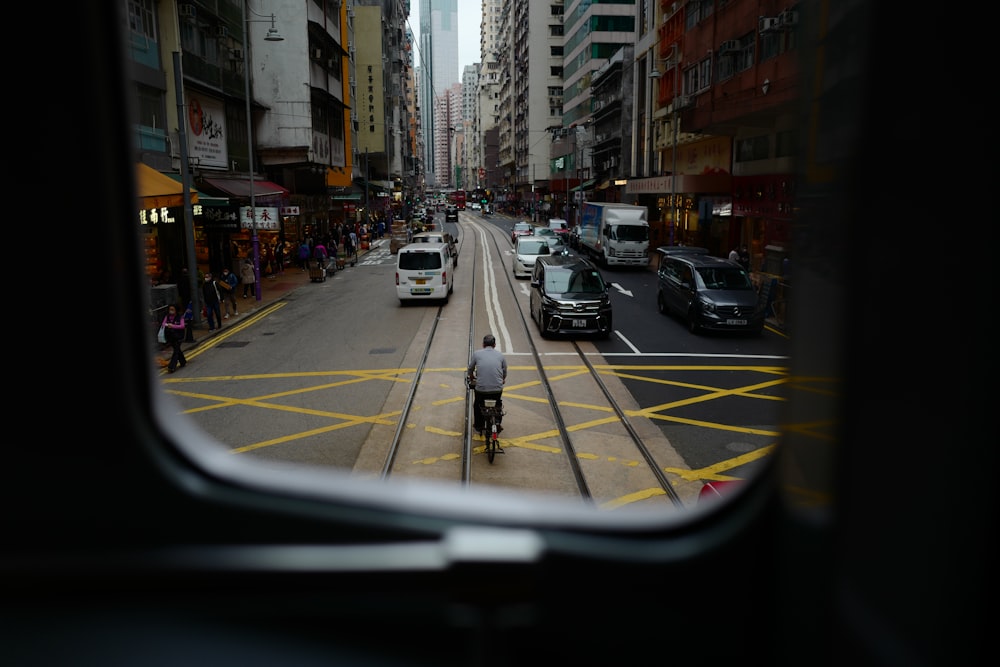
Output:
left=139, top=206, right=180, bottom=226
left=240, top=206, right=281, bottom=231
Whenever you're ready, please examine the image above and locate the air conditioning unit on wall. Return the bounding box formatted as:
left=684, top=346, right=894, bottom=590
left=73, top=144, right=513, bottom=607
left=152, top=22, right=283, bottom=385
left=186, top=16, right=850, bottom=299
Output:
left=779, top=9, right=799, bottom=26
left=179, top=4, right=196, bottom=19
left=759, top=16, right=780, bottom=33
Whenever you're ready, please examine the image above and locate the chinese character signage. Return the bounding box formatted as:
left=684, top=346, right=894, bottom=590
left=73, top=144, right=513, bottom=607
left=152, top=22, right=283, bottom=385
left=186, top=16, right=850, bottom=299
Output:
left=240, top=206, right=280, bottom=230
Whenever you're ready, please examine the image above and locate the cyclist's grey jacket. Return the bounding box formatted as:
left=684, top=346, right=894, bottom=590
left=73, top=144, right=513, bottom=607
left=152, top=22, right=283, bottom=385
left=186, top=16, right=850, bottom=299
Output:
left=468, top=347, right=507, bottom=393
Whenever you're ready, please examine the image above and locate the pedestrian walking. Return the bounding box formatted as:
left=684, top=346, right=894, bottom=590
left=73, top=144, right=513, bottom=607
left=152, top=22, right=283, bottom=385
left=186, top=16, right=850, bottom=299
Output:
left=298, top=241, right=310, bottom=271
left=202, top=272, right=222, bottom=332
left=240, top=258, right=255, bottom=298
left=274, top=241, right=285, bottom=274
left=219, top=267, right=239, bottom=318
left=313, top=241, right=328, bottom=270
left=161, top=304, right=187, bottom=373
left=183, top=300, right=196, bottom=342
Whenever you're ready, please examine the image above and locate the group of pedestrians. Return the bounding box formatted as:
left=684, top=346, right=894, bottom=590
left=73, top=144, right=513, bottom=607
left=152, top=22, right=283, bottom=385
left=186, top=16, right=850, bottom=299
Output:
left=295, top=225, right=361, bottom=271
left=198, top=268, right=241, bottom=333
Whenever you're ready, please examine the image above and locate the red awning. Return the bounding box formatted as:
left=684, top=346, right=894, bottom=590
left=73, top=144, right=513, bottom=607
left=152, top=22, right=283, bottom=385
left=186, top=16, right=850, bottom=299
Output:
left=202, top=177, right=289, bottom=199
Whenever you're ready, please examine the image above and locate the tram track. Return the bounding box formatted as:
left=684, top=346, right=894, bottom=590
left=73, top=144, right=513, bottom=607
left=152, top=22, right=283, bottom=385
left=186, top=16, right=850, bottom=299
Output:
left=375, top=214, right=692, bottom=510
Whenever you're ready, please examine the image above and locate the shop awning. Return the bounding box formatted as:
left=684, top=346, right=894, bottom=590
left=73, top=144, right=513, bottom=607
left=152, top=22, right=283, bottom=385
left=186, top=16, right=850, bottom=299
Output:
left=202, top=176, right=289, bottom=199
left=571, top=179, right=596, bottom=192
left=136, top=162, right=196, bottom=208
left=165, top=173, right=228, bottom=207
left=596, top=180, right=611, bottom=190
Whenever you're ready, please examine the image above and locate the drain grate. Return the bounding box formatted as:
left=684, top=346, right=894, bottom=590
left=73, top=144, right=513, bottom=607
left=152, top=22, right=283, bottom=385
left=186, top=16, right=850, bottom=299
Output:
left=216, top=341, right=250, bottom=348
left=369, top=347, right=396, bottom=354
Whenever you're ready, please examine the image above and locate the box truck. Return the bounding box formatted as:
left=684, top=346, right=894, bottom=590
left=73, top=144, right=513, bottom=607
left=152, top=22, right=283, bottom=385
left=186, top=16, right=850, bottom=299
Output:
left=578, top=202, right=650, bottom=267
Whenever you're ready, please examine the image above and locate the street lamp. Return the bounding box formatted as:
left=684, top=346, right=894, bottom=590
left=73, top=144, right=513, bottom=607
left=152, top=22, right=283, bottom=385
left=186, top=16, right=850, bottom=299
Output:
left=242, top=1, right=283, bottom=302
left=650, top=44, right=680, bottom=246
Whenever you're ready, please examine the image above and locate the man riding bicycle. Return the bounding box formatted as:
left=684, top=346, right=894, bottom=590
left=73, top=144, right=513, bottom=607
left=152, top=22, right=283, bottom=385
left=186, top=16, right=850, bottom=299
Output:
left=467, top=334, right=508, bottom=436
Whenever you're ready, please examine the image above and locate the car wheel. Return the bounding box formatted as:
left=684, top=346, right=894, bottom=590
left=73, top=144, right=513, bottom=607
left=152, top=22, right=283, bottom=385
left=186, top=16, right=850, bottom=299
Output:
left=538, top=312, right=550, bottom=338
left=657, top=292, right=668, bottom=315
left=687, top=310, right=701, bottom=334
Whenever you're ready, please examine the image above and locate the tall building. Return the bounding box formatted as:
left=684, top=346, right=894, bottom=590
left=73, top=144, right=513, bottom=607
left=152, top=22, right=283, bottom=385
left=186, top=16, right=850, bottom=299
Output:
left=475, top=0, right=504, bottom=195
left=417, top=0, right=459, bottom=189
left=460, top=64, right=479, bottom=192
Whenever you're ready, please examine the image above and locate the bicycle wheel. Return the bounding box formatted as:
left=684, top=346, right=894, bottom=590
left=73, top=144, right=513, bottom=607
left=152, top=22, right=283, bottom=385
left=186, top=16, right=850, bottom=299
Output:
left=486, top=419, right=497, bottom=464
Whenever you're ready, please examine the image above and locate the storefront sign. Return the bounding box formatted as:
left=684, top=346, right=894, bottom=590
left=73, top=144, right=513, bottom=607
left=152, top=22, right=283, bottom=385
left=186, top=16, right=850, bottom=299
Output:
left=240, top=206, right=280, bottom=230
left=139, top=207, right=179, bottom=225
left=281, top=206, right=300, bottom=216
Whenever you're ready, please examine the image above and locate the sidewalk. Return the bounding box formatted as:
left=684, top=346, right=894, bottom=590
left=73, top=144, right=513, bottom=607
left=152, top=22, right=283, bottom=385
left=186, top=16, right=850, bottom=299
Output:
left=157, top=244, right=378, bottom=364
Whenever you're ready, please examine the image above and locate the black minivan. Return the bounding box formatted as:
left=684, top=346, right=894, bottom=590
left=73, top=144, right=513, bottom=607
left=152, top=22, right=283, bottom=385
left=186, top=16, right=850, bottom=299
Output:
left=529, top=255, right=613, bottom=338
left=656, top=251, right=765, bottom=334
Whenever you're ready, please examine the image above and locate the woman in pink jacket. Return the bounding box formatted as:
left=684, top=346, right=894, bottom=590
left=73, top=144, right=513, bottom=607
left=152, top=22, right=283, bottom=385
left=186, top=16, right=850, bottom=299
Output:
left=161, top=304, right=188, bottom=373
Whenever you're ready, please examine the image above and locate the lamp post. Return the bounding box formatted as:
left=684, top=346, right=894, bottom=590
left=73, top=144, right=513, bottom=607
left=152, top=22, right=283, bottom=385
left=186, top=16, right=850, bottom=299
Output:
left=242, top=1, right=283, bottom=303
left=650, top=45, right=680, bottom=246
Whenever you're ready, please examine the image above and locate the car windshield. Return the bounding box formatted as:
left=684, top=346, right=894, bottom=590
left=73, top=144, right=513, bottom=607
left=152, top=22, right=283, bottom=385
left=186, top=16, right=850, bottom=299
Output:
left=398, top=252, right=443, bottom=270
left=518, top=240, right=549, bottom=255
left=697, top=267, right=753, bottom=290
left=611, top=225, right=648, bottom=242
left=546, top=269, right=605, bottom=294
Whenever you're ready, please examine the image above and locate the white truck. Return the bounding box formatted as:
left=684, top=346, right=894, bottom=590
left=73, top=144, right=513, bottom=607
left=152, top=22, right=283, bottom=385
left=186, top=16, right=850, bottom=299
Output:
left=578, top=202, right=650, bottom=267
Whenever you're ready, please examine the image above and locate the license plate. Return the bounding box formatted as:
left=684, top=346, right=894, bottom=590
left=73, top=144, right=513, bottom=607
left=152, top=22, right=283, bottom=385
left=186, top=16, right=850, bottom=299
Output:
left=414, top=278, right=427, bottom=285
left=412, top=288, right=432, bottom=294
left=726, top=319, right=747, bottom=325
left=572, top=319, right=587, bottom=328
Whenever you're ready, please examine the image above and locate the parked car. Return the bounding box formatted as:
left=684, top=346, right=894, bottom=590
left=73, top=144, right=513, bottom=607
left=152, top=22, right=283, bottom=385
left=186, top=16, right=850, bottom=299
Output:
left=512, top=236, right=551, bottom=279
left=410, top=230, right=458, bottom=266
left=511, top=221, right=534, bottom=243
left=529, top=254, right=613, bottom=339
left=656, top=252, right=764, bottom=334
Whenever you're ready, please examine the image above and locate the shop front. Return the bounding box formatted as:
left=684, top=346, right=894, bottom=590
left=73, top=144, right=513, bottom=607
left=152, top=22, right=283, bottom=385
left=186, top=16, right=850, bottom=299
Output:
left=136, top=163, right=196, bottom=284
left=626, top=172, right=731, bottom=252
left=197, top=176, right=289, bottom=274
left=731, top=174, right=794, bottom=271
left=628, top=136, right=734, bottom=252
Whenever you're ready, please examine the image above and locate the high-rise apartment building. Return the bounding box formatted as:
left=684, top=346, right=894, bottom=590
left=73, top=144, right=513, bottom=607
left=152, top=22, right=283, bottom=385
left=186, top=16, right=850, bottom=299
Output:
left=417, top=0, right=460, bottom=189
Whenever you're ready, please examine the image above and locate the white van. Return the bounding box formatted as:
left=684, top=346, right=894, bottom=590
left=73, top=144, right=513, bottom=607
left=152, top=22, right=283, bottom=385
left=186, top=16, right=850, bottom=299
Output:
left=395, top=243, right=454, bottom=304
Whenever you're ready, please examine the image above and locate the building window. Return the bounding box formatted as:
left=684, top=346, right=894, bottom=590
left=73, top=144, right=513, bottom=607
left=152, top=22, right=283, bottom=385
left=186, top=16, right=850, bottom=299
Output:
left=128, top=0, right=156, bottom=40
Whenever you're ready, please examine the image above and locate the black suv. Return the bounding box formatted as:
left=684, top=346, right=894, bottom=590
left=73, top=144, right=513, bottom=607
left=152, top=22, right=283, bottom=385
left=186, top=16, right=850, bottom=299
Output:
left=656, top=251, right=764, bottom=334
left=445, top=206, right=459, bottom=222
left=529, top=255, right=612, bottom=338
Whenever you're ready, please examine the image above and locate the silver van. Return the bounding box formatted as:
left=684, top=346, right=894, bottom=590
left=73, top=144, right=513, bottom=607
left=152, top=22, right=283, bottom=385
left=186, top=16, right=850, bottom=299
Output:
left=395, top=243, right=454, bottom=305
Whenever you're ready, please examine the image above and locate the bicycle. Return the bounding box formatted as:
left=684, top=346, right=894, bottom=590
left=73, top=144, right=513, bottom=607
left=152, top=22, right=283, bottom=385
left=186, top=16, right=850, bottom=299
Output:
left=480, top=399, right=505, bottom=463
left=467, top=375, right=505, bottom=463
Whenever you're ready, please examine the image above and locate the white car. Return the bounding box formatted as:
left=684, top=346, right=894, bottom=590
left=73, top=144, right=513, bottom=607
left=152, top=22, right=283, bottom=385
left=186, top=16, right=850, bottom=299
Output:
left=396, top=244, right=455, bottom=304
left=512, top=236, right=552, bottom=279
